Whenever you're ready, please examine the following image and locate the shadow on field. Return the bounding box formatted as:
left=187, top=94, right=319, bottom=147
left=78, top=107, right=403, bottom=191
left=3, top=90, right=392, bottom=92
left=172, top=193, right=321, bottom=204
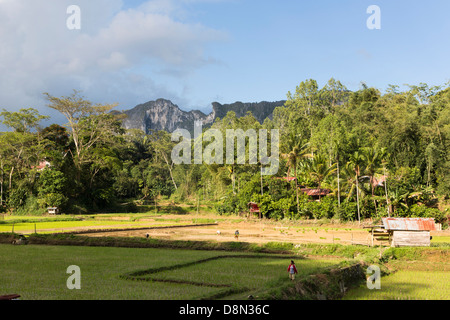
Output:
left=120, top=254, right=300, bottom=300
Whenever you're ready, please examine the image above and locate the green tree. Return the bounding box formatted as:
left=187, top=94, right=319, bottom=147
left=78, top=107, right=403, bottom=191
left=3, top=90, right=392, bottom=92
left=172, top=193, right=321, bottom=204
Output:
left=281, top=138, right=310, bottom=212
left=0, top=108, right=49, bottom=133
left=44, top=91, right=123, bottom=181
left=347, top=151, right=365, bottom=223
left=37, top=169, right=68, bottom=209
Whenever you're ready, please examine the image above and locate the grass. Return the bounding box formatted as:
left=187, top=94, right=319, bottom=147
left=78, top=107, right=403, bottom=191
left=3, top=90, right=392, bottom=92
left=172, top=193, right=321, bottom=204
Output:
left=0, top=212, right=211, bottom=234
left=0, top=244, right=230, bottom=300
left=432, top=236, right=450, bottom=243
left=0, top=244, right=343, bottom=300
left=0, top=220, right=181, bottom=234
left=381, top=246, right=450, bottom=261
left=343, top=270, right=450, bottom=300
left=0, top=215, right=84, bottom=224
left=13, top=233, right=312, bottom=255
left=342, top=248, right=450, bottom=300
left=1, top=212, right=449, bottom=300
left=1, top=233, right=448, bottom=300
left=141, top=256, right=340, bottom=294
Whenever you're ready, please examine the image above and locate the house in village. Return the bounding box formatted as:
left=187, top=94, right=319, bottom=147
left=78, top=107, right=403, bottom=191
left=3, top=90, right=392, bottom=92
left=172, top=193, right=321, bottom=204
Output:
left=367, top=218, right=437, bottom=247
left=247, top=202, right=261, bottom=219
left=299, top=188, right=332, bottom=201
left=31, top=160, right=51, bottom=171
left=274, top=177, right=332, bottom=201
left=382, top=217, right=436, bottom=247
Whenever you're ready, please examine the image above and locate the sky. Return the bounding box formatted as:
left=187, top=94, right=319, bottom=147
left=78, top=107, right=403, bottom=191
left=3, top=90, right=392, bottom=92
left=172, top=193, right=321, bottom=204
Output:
left=1, top=0, right=450, bottom=127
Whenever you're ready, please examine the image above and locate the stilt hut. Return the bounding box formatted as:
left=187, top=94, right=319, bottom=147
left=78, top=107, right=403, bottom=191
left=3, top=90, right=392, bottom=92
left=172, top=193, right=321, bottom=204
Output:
left=248, top=202, right=261, bottom=219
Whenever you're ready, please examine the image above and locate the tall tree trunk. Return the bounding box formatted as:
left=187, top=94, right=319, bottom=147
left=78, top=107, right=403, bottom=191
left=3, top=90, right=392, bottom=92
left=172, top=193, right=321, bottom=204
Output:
left=371, top=176, right=377, bottom=215
left=0, top=161, right=3, bottom=206
left=295, top=166, right=299, bottom=214
left=337, top=159, right=340, bottom=208
left=260, top=164, right=263, bottom=196
left=9, top=167, right=14, bottom=190
left=161, top=153, right=177, bottom=190
left=384, top=166, right=390, bottom=217
left=232, top=165, right=235, bottom=195
left=0, top=178, right=3, bottom=207
left=356, top=174, right=361, bottom=224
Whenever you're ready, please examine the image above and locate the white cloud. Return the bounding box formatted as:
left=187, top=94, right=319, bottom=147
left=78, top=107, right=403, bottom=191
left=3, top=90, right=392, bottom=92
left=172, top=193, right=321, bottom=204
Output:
left=0, top=0, right=227, bottom=118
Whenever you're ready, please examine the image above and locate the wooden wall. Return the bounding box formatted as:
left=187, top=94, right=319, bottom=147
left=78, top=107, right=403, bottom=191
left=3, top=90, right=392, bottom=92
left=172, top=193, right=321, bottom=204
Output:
left=391, top=231, right=431, bottom=247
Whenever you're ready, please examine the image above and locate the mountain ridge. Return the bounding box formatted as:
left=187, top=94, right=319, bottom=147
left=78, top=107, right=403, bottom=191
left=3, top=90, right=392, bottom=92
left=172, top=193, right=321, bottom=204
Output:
left=119, top=98, right=286, bottom=134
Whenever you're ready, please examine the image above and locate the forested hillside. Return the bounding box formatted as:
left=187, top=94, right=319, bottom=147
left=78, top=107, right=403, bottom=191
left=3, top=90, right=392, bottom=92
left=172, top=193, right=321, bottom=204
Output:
left=1, top=79, right=448, bottom=225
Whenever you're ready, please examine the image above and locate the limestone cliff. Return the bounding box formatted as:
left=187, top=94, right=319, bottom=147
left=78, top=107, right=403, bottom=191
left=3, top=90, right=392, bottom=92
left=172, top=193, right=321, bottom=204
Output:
left=120, top=99, right=285, bottom=134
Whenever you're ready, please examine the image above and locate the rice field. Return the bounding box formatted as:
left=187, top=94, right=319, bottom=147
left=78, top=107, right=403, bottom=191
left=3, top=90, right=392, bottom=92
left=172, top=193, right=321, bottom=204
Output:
left=343, top=251, right=450, bottom=301
left=432, top=236, right=450, bottom=243
left=343, top=270, right=450, bottom=300
left=0, top=214, right=195, bottom=234
left=137, top=256, right=340, bottom=296
left=0, top=244, right=343, bottom=300
left=1, top=213, right=449, bottom=301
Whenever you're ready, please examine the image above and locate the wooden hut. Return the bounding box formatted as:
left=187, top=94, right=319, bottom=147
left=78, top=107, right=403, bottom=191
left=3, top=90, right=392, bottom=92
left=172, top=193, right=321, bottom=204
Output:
left=382, top=218, right=436, bottom=247
left=47, top=207, right=60, bottom=215
left=299, top=188, right=331, bottom=201
left=248, top=202, right=261, bottom=219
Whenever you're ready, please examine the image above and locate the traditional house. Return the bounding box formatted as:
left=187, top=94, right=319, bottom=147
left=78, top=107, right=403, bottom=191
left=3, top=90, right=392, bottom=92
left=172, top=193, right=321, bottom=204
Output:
left=248, top=202, right=261, bottom=219
left=382, top=218, right=436, bottom=247
left=47, top=207, right=60, bottom=215
left=31, top=160, right=51, bottom=171
left=300, top=188, right=331, bottom=201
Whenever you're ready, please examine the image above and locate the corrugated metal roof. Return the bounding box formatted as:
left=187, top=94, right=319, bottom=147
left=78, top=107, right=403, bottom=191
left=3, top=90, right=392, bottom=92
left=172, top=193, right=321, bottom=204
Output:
left=382, top=218, right=436, bottom=231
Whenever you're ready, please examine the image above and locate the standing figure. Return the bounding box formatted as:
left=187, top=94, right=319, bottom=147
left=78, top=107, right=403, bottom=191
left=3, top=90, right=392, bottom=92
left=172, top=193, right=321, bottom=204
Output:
left=288, top=260, right=298, bottom=281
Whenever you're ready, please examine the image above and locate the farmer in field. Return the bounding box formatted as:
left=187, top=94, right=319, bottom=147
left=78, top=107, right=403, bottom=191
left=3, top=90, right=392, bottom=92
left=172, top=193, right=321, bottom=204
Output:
left=288, top=260, right=298, bottom=281
left=235, top=230, right=239, bottom=240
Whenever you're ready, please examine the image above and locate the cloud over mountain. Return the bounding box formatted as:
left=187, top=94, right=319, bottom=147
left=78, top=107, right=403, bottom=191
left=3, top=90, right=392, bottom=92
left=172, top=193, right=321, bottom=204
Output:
left=0, top=0, right=227, bottom=117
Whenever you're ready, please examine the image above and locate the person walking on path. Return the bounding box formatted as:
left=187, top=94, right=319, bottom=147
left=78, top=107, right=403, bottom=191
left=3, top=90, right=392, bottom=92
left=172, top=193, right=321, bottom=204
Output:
left=288, top=260, right=298, bottom=281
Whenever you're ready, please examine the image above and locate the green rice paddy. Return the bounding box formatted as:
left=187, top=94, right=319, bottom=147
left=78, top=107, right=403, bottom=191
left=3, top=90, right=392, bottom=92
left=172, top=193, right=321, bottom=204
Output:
left=0, top=244, right=343, bottom=300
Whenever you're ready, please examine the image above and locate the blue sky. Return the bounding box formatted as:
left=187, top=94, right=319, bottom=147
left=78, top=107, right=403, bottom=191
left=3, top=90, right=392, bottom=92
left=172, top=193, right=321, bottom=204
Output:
left=0, top=0, right=449, bottom=125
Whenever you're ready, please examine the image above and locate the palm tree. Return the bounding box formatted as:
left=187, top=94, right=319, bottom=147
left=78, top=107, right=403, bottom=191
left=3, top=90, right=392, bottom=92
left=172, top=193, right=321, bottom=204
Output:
left=281, top=136, right=310, bottom=213
left=227, top=164, right=236, bottom=195
left=306, top=154, right=337, bottom=191
left=339, top=165, right=356, bottom=201
left=381, top=158, right=390, bottom=217
left=360, top=146, right=386, bottom=213
left=388, top=189, right=410, bottom=216
left=348, top=151, right=365, bottom=224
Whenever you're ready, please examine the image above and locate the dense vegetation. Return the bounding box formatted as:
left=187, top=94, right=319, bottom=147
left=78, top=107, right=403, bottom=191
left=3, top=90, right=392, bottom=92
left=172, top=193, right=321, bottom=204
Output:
left=0, top=79, right=449, bottom=225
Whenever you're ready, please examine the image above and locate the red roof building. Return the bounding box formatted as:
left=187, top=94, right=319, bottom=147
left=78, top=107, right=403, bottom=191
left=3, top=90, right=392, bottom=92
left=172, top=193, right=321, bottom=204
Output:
left=31, top=161, right=51, bottom=171
left=300, top=188, right=331, bottom=197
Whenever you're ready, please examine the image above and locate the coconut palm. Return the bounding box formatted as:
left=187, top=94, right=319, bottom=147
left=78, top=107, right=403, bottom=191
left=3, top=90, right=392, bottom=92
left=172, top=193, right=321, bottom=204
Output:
left=388, top=189, right=410, bottom=215
left=306, top=154, right=337, bottom=190
left=347, top=151, right=366, bottom=224
left=360, top=146, right=387, bottom=213
left=281, top=136, right=311, bottom=213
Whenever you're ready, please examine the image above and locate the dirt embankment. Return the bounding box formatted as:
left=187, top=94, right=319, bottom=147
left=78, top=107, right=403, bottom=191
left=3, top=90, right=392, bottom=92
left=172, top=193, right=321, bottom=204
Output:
left=78, top=219, right=375, bottom=246
left=269, top=263, right=367, bottom=300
